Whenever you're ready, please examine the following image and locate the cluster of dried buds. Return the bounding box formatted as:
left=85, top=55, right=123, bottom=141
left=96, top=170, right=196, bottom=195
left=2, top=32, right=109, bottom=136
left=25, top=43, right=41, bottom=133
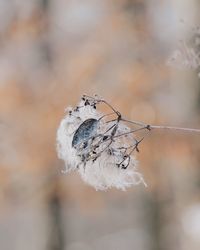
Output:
left=57, top=95, right=148, bottom=190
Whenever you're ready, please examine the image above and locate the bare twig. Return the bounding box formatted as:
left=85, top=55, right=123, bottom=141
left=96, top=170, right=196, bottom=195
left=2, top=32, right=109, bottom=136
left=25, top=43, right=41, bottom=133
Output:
left=88, top=95, right=200, bottom=135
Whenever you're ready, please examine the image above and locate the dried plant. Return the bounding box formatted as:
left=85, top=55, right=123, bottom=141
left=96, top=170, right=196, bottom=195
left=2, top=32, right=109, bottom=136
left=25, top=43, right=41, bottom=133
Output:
left=56, top=95, right=200, bottom=191
left=167, top=25, right=200, bottom=77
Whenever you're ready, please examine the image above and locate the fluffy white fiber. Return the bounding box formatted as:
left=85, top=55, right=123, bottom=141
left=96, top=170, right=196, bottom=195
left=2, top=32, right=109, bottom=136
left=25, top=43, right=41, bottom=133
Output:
left=56, top=98, right=146, bottom=191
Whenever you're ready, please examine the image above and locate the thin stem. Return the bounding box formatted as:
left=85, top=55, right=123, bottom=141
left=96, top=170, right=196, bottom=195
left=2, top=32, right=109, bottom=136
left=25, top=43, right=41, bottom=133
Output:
left=121, top=118, right=147, bottom=127
left=113, top=127, right=148, bottom=139
left=83, top=95, right=200, bottom=135
left=149, top=125, right=200, bottom=134
left=122, top=116, right=200, bottom=134
left=98, top=112, right=116, bottom=121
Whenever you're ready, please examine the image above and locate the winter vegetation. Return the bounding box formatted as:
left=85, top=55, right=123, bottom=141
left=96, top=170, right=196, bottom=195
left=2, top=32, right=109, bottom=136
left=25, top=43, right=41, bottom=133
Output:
left=57, top=95, right=146, bottom=190
left=57, top=94, right=200, bottom=191
left=0, top=1, right=200, bottom=250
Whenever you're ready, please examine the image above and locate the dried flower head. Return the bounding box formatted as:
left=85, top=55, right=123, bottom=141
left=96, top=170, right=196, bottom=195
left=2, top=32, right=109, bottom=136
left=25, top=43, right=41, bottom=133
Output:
left=56, top=95, right=146, bottom=191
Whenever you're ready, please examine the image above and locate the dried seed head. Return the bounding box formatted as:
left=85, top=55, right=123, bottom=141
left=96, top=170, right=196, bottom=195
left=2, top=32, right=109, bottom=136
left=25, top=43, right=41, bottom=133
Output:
left=56, top=96, right=146, bottom=190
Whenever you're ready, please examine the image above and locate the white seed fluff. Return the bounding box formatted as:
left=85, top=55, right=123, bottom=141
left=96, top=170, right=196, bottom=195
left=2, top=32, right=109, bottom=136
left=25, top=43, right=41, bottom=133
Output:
left=56, top=98, right=146, bottom=191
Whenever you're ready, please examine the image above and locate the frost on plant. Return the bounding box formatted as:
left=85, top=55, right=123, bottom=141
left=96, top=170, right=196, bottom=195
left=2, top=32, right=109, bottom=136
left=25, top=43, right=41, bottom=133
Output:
left=56, top=95, right=146, bottom=191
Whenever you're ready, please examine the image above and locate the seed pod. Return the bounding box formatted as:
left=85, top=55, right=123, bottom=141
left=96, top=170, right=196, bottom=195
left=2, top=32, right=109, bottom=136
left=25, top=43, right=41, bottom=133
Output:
left=72, top=118, right=98, bottom=148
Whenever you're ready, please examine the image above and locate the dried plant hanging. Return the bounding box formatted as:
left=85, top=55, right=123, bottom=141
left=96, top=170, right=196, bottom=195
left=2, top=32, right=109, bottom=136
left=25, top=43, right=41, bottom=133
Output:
left=56, top=95, right=200, bottom=191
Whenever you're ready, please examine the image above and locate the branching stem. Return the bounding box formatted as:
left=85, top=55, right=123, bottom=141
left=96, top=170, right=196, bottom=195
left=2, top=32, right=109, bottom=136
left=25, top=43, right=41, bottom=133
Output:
left=83, top=94, right=200, bottom=135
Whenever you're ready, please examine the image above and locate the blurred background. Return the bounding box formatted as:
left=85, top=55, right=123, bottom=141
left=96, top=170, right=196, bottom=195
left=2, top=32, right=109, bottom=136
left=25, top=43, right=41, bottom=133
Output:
left=0, top=0, right=200, bottom=250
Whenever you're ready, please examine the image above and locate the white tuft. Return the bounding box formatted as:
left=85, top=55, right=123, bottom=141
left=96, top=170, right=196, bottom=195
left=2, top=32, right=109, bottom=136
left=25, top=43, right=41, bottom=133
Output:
left=56, top=97, right=146, bottom=191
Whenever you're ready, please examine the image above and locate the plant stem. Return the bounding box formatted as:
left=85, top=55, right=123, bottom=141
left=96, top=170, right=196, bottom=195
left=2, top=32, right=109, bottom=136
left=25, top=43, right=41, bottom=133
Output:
left=149, top=125, right=200, bottom=134
left=84, top=95, right=200, bottom=135
left=121, top=117, right=200, bottom=134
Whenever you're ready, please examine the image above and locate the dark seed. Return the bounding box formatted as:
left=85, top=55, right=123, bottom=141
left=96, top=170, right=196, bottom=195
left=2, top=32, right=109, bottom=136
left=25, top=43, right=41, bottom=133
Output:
left=74, top=106, right=79, bottom=112
left=111, top=125, right=118, bottom=136
left=93, top=157, right=97, bottom=162
left=72, top=118, right=98, bottom=148
left=103, top=135, right=109, bottom=141
left=84, top=100, right=90, bottom=106
left=122, top=165, right=127, bottom=169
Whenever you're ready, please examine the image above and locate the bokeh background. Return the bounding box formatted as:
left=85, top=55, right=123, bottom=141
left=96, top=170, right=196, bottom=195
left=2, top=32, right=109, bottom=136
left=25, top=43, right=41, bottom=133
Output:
left=0, top=0, right=200, bottom=250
